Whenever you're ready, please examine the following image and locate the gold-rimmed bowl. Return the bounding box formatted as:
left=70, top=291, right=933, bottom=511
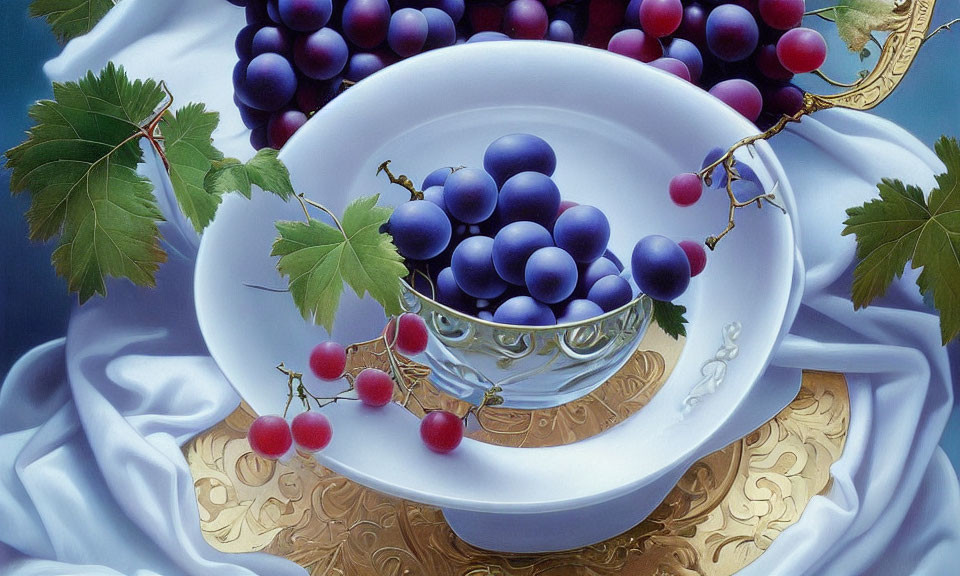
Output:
left=399, top=280, right=654, bottom=409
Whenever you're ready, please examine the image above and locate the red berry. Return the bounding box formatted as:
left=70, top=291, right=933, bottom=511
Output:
left=309, top=341, right=346, bottom=380
left=502, top=0, right=548, bottom=39
left=758, top=0, right=804, bottom=30
left=608, top=29, right=663, bottom=62
left=639, top=0, right=683, bottom=38
left=384, top=313, right=429, bottom=355
left=248, top=415, right=293, bottom=459
left=291, top=411, right=333, bottom=452
left=669, top=173, right=703, bottom=206
left=777, top=28, right=827, bottom=74
left=420, top=410, right=464, bottom=453
left=679, top=240, right=707, bottom=276
left=355, top=368, right=395, bottom=407
left=649, top=57, right=691, bottom=82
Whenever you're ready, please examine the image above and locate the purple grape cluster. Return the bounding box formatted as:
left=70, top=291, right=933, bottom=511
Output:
left=228, top=0, right=826, bottom=150
left=389, top=133, right=698, bottom=326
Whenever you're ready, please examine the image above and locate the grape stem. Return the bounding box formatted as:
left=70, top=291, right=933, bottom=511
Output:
left=923, top=18, right=960, bottom=45
left=377, top=160, right=424, bottom=200
left=276, top=362, right=357, bottom=417
left=294, top=193, right=348, bottom=240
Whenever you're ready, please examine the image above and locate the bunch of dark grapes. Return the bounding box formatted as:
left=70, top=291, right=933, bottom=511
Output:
left=227, top=0, right=826, bottom=150
left=387, top=133, right=701, bottom=326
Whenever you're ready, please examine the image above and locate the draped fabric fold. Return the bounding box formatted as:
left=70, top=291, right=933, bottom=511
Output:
left=0, top=1, right=957, bottom=574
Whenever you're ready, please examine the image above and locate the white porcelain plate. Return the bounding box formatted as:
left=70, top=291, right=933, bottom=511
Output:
left=195, top=41, right=799, bottom=551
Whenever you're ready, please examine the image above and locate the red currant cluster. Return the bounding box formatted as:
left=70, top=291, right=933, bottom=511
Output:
left=246, top=312, right=469, bottom=459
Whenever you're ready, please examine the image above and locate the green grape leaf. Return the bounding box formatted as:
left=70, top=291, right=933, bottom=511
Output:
left=842, top=136, right=960, bottom=344
left=29, top=0, right=118, bottom=43
left=4, top=63, right=167, bottom=302
left=832, top=0, right=908, bottom=52
left=204, top=148, right=295, bottom=201
left=652, top=299, right=688, bottom=340
left=159, top=103, right=224, bottom=233
left=271, top=195, right=407, bottom=331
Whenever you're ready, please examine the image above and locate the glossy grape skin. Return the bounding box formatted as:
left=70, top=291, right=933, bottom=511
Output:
left=604, top=249, right=624, bottom=272
left=294, top=28, right=349, bottom=80
left=345, top=51, right=388, bottom=82
left=624, top=0, right=643, bottom=27
left=493, top=295, right=556, bottom=325
left=587, top=274, right=633, bottom=312
left=553, top=205, right=610, bottom=263
left=498, top=172, right=562, bottom=228
left=768, top=84, right=804, bottom=116
left=422, top=167, right=453, bottom=189
left=388, top=8, right=429, bottom=57
left=279, top=0, right=333, bottom=31
left=436, top=0, right=466, bottom=22
left=387, top=313, right=429, bottom=355
left=777, top=27, right=827, bottom=74
left=639, top=0, right=684, bottom=38
left=757, top=0, right=804, bottom=30
left=678, top=240, right=707, bottom=276
left=355, top=367, right=396, bottom=406
left=389, top=200, right=452, bottom=260
left=246, top=1, right=270, bottom=24
left=503, top=0, right=549, bottom=39
left=249, top=415, right=293, bottom=459
left=676, top=3, right=708, bottom=47
left=236, top=96, right=270, bottom=129
left=451, top=236, right=508, bottom=299
left=291, top=412, right=333, bottom=451
left=443, top=167, right=498, bottom=224
left=436, top=266, right=469, bottom=309
left=525, top=246, right=579, bottom=304
left=243, top=53, right=298, bottom=111
left=557, top=298, right=605, bottom=323
left=267, top=109, right=308, bottom=148
left=421, top=185, right=448, bottom=214
left=709, top=78, right=763, bottom=122
left=755, top=43, right=794, bottom=80
left=423, top=7, right=457, bottom=49
left=251, top=26, right=292, bottom=57
left=483, top=134, right=557, bottom=188
left=250, top=125, right=269, bottom=150
left=235, top=24, right=258, bottom=60
left=310, top=341, right=347, bottom=380
left=705, top=4, right=759, bottom=62
left=669, top=172, right=704, bottom=206
left=492, top=221, right=554, bottom=285
left=342, top=0, right=391, bottom=49
left=467, top=31, right=511, bottom=42
left=420, top=410, right=464, bottom=453
left=267, top=0, right=283, bottom=23
left=631, top=235, right=691, bottom=301
left=666, top=38, right=703, bottom=82
left=578, top=256, right=620, bottom=295
left=547, top=19, right=575, bottom=42
left=650, top=57, right=691, bottom=81
left=607, top=29, right=663, bottom=63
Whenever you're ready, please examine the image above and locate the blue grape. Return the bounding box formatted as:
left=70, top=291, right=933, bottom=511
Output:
left=242, top=53, right=297, bottom=111
left=422, top=185, right=447, bottom=213
left=250, top=125, right=269, bottom=150
left=553, top=205, right=610, bottom=263
left=483, top=133, right=557, bottom=187
left=587, top=274, right=633, bottom=312
left=578, top=256, right=620, bottom=295
left=492, top=221, right=554, bottom=285
left=525, top=247, right=578, bottom=304
left=631, top=235, right=690, bottom=301
left=423, top=167, right=453, bottom=189
left=493, top=296, right=556, bottom=326
left=436, top=0, right=466, bottom=22
left=267, top=108, right=307, bottom=148
left=451, top=236, right=508, bottom=298
left=423, top=7, right=457, bottom=49
left=227, top=0, right=248, bottom=6
left=279, top=0, right=333, bottom=31
left=235, top=24, right=258, bottom=60
left=666, top=38, right=703, bottom=82
left=443, top=167, right=498, bottom=224
left=294, top=28, right=349, bottom=80
left=603, top=249, right=625, bottom=272
left=705, top=4, right=759, bottom=62
left=498, top=171, right=561, bottom=229
left=547, top=19, right=575, bottom=43
left=266, top=0, right=282, bottom=23
left=235, top=95, right=269, bottom=129
left=388, top=8, right=429, bottom=57
left=251, top=26, right=292, bottom=56
left=467, top=31, right=511, bottom=43
left=246, top=2, right=270, bottom=24
left=557, top=298, right=605, bottom=323
left=624, top=0, right=643, bottom=27
left=345, top=52, right=388, bottom=82
left=436, top=266, right=469, bottom=310
left=477, top=310, right=494, bottom=321
left=342, top=0, right=391, bottom=49
left=389, top=200, right=452, bottom=260
left=701, top=146, right=726, bottom=188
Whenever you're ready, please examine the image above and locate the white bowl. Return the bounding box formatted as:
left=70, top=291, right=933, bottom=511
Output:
left=195, top=41, right=800, bottom=552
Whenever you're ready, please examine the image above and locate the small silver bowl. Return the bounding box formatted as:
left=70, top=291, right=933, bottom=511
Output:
left=399, top=281, right=654, bottom=410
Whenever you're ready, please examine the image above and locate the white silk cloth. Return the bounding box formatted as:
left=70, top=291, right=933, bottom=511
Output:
left=1, top=0, right=957, bottom=574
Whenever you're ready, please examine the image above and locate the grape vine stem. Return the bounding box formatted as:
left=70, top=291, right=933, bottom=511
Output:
left=377, top=160, right=423, bottom=200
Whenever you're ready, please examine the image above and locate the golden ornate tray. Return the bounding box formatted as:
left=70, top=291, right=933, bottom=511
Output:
left=185, top=326, right=848, bottom=575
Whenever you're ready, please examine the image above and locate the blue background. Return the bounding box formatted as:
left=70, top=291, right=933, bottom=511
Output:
left=0, top=0, right=957, bottom=474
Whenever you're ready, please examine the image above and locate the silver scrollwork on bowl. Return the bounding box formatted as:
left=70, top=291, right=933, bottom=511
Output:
left=399, top=281, right=654, bottom=410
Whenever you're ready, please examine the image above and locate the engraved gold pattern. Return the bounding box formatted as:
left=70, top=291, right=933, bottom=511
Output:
left=187, top=360, right=848, bottom=575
